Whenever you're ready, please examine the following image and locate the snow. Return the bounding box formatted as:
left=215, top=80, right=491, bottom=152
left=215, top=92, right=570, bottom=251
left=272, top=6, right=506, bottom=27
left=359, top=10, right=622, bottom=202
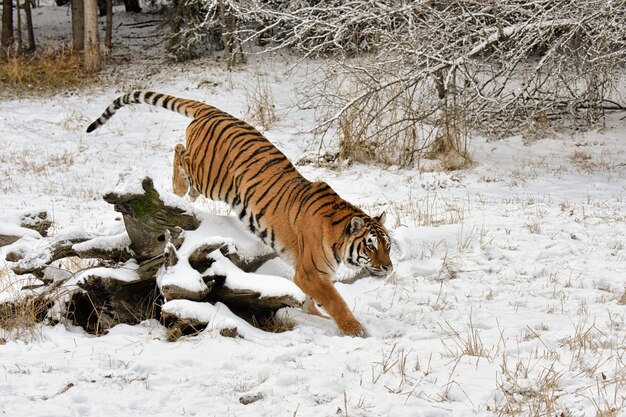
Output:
left=206, top=249, right=305, bottom=301
left=71, top=232, right=132, bottom=253
left=0, top=222, right=42, bottom=240
left=161, top=300, right=265, bottom=339
left=157, top=242, right=211, bottom=297
left=76, top=259, right=139, bottom=284
left=0, top=4, right=625, bottom=417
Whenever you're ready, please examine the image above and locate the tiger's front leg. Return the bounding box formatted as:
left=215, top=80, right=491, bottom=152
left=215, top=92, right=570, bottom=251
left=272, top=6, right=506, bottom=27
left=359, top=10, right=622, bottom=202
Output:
left=294, top=266, right=365, bottom=337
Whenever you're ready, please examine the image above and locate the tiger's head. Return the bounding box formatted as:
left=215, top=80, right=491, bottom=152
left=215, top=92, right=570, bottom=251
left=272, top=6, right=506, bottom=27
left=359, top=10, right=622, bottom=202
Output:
left=342, top=213, right=393, bottom=276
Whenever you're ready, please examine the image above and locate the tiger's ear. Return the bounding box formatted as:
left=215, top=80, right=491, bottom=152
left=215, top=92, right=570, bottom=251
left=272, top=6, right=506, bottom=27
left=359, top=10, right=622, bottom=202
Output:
left=346, top=216, right=364, bottom=235
left=375, top=212, right=387, bottom=225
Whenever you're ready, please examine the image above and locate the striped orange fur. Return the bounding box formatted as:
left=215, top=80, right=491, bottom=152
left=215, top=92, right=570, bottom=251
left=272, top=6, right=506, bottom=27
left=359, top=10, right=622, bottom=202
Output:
left=87, top=90, right=393, bottom=336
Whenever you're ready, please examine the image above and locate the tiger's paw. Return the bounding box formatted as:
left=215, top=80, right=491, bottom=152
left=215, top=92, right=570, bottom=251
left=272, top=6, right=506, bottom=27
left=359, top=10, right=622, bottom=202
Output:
left=340, top=321, right=366, bottom=337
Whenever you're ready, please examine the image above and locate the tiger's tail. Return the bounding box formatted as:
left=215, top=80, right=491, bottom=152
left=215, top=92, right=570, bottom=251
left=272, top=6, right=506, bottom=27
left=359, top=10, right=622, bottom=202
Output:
left=86, top=90, right=209, bottom=133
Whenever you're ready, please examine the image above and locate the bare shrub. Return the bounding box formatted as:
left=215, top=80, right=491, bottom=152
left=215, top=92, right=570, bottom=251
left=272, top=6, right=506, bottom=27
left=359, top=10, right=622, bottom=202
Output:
left=165, top=0, right=244, bottom=66
left=244, top=73, right=277, bottom=131
left=252, top=0, right=625, bottom=167
left=164, top=1, right=625, bottom=167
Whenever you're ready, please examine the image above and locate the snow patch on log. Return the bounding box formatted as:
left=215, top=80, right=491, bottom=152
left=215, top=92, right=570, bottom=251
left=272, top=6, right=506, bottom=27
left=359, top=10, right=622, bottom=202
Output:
left=72, top=232, right=132, bottom=254
left=161, top=300, right=274, bottom=339
left=162, top=299, right=238, bottom=329
left=157, top=256, right=211, bottom=301
left=207, top=250, right=305, bottom=303
left=0, top=223, right=42, bottom=241
left=195, top=214, right=274, bottom=262
left=75, top=259, right=140, bottom=284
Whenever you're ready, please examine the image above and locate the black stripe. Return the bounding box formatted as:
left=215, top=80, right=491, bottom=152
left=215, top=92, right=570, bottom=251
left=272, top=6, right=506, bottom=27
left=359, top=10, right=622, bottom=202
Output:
left=275, top=179, right=304, bottom=213
left=306, top=190, right=335, bottom=211
left=310, top=257, right=328, bottom=276
left=322, top=252, right=335, bottom=270
left=310, top=200, right=335, bottom=216
left=254, top=167, right=296, bottom=220
left=150, top=93, right=163, bottom=106
left=162, top=95, right=173, bottom=110
left=210, top=137, right=269, bottom=200
left=254, top=172, right=290, bottom=221
left=286, top=181, right=312, bottom=209
left=194, top=118, right=226, bottom=193
left=333, top=213, right=354, bottom=227
left=294, top=186, right=333, bottom=220
left=332, top=244, right=341, bottom=263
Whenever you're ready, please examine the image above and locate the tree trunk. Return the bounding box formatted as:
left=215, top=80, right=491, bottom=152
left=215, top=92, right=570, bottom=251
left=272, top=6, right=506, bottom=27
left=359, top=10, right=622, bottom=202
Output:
left=15, top=0, right=21, bottom=51
left=70, top=0, right=84, bottom=51
left=219, top=0, right=244, bottom=69
left=24, top=0, right=35, bottom=51
left=123, top=0, right=141, bottom=13
left=83, top=0, right=102, bottom=73
left=1, top=0, right=13, bottom=50
left=104, top=0, right=112, bottom=50
left=97, top=0, right=105, bottom=16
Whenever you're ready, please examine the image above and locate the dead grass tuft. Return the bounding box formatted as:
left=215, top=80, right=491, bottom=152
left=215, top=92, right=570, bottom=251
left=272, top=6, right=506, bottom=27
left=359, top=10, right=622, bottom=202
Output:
left=495, top=358, right=568, bottom=417
left=439, top=314, right=489, bottom=359
left=244, top=73, right=278, bottom=131
left=387, top=192, right=466, bottom=228
left=0, top=266, right=54, bottom=340
left=0, top=47, right=94, bottom=95
left=253, top=313, right=296, bottom=333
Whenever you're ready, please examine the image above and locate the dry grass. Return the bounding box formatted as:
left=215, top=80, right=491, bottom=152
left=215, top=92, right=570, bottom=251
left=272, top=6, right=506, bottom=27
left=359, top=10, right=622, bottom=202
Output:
left=244, top=73, right=278, bottom=131
left=495, top=357, right=568, bottom=417
left=387, top=192, right=466, bottom=228
left=0, top=266, right=51, bottom=341
left=439, top=315, right=490, bottom=360
left=0, top=254, right=103, bottom=341
left=561, top=315, right=614, bottom=358
left=252, top=313, right=296, bottom=333
left=0, top=47, right=94, bottom=95
left=370, top=343, right=417, bottom=393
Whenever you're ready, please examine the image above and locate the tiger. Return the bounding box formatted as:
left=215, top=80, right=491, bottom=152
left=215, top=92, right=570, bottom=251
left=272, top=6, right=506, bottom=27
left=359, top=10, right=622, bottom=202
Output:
left=86, top=90, right=393, bottom=336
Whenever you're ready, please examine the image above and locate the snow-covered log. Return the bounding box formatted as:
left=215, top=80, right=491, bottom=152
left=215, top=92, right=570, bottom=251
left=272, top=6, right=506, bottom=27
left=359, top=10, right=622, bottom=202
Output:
left=157, top=231, right=303, bottom=328
left=3, top=176, right=301, bottom=337
left=103, top=177, right=200, bottom=260
left=0, top=211, right=51, bottom=248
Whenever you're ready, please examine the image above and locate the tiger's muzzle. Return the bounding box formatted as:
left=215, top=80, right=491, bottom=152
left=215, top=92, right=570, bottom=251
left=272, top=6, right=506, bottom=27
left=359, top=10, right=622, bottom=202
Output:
left=367, top=263, right=393, bottom=277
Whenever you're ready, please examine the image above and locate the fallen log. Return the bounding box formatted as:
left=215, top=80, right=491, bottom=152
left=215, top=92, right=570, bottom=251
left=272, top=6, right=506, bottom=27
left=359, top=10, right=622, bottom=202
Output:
left=103, top=177, right=199, bottom=260
left=0, top=211, right=53, bottom=248
left=3, top=176, right=301, bottom=337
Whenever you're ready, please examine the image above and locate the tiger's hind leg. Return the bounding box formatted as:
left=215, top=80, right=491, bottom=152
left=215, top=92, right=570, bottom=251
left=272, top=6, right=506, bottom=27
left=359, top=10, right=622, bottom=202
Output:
left=173, top=144, right=200, bottom=201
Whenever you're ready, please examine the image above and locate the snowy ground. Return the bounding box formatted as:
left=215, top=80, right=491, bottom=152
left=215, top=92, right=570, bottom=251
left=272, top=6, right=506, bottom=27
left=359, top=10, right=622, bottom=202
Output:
left=1, top=4, right=626, bottom=417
